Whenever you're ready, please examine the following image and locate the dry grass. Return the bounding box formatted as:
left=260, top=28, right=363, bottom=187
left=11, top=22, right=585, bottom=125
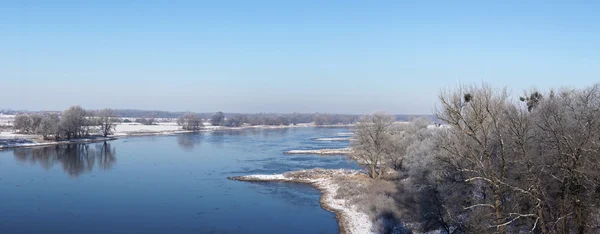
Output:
left=230, top=168, right=415, bottom=233
left=333, top=173, right=412, bottom=233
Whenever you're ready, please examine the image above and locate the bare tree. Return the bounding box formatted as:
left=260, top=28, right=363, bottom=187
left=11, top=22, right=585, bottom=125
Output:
left=433, top=83, right=600, bottom=233
left=210, top=111, right=225, bottom=126
left=29, top=114, right=43, bottom=133
left=436, top=84, right=518, bottom=234
left=97, top=109, right=119, bottom=137
left=351, top=113, right=395, bottom=179
left=224, top=114, right=246, bottom=127
left=385, top=117, right=431, bottom=171
left=531, top=84, right=600, bottom=234
left=37, top=113, right=60, bottom=140
left=313, top=114, right=334, bottom=125
left=13, top=114, right=32, bottom=133
left=177, top=113, right=203, bottom=130
left=59, top=106, right=87, bottom=140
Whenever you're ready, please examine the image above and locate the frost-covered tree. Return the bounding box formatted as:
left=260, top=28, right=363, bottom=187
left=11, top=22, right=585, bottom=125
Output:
left=384, top=117, right=431, bottom=171
left=433, top=83, right=600, bottom=233
left=351, top=113, right=395, bottom=179
left=210, top=111, right=225, bottom=126
left=436, top=84, right=515, bottom=234
left=29, top=114, right=43, bottom=133
left=13, top=114, right=33, bottom=133
left=37, top=114, right=60, bottom=140
left=177, top=113, right=203, bottom=130
left=59, top=106, right=87, bottom=139
left=224, top=115, right=246, bottom=127
left=97, top=109, right=119, bottom=137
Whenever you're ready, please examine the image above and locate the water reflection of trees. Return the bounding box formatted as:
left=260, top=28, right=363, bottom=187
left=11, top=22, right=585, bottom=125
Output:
left=176, top=133, right=203, bottom=151
left=13, top=142, right=116, bottom=177
left=175, top=129, right=292, bottom=150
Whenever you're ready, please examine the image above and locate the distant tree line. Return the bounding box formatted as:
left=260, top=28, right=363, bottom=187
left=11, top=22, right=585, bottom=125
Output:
left=6, top=108, right=434, bottom=125
left=13, top=106, right=120, bottom=140
left=198, top=112, right=361, bottom=127
left=351, top=83, right=600, bottom=233
left=134, top=116, right=155, bottom=125
left=0, top=109, right=28, bottom=115
left=107, top=109, right=184, bottom=118
left=106, top=110, right=364, bottom=126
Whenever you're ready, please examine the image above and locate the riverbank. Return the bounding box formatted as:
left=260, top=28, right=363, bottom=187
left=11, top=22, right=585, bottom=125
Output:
left=210, top=123, right=354, bottom=131
left=229, top=168, right=374, bottom=234
left=284, top=148, right=353, bottom=155
left=0, top=122, right=354, bottom=149
left=231, top=168, right=413, bottom=234
left=315, top=137, right=353, bottom=141
left=0, top=136, right=118, bottom=149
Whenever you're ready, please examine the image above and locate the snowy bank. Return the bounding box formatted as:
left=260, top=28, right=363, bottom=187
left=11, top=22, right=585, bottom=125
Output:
left=114, top=122, right=353, bottom=135
left=0, top=122, right=353, bottom=149
left=315, top=137, right=353, bottom=141
left=0, top=137, right=117, bottom=149
left=0, top=131, right=37, bottom=139
left=284, top=148, right=353, bottom=155
left=113, top=122, right=191, bottom=136
left=229, top=168, right=374, bottom=234
left=0, top=114, right=15, bottom=127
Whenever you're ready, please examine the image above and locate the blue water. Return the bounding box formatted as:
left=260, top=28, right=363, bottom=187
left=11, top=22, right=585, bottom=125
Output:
left=0, top=127, right=359, bottom=234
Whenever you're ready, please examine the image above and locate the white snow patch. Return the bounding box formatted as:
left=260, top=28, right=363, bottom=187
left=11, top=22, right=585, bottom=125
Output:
left=234, top=170, right=374, bottom=234
left=336, top=132, right=355, bottom=136
left=245, top=174, right=289, bottom=180
left=315, top=178, right=375, bottom=234
left=113, top=122, right=183, bottom=136
left=0, top=114, right=15, bottom=127
left=284, top=148, right=352, bottom=155
left=315, top=137, right=352, bottom=141
left=0, top=131, right=37, bottom=139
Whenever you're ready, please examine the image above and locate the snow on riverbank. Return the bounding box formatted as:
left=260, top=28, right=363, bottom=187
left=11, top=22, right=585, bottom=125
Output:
left=0, top=122, right=354, bottom=149
left=0, top=131, right=37, bottom=139
left=113, top=122, right=191, bottom=136
left=208, top=123, right=354, bottom=131
left=0, top=137, right=117, bottom=149
left=315, top=137, right=352, bottom=141
left=115, top=122, right=353, bottom=135
left=284, top=148, right=353, bottom=155
left=229, top=169, right=374, bottom=234
left=0, top=114, right=15, bottom=127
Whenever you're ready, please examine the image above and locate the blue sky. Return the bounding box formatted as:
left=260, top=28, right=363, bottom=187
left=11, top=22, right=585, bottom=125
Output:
left=2, top=1, right=599, bottom=114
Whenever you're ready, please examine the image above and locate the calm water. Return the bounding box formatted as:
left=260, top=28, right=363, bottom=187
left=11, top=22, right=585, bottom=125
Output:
left=0, top=127, right=358, bottom=234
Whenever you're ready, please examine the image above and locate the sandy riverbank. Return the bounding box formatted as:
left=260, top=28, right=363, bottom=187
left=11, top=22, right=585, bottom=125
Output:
left=229, top=168, right=374, bottom=234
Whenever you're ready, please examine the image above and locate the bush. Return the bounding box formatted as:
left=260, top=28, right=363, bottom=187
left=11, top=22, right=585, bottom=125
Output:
left=135, top=117, right=154, bottom=125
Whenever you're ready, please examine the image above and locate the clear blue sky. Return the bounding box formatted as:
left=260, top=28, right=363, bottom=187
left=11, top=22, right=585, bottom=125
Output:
left=2, top=1, right=599, bottom=114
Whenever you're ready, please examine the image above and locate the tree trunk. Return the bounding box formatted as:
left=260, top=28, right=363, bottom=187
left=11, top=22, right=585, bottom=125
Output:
left=369, top=165, right=376, bottom=179
left=537, top=202, right=548, bottom=234
left=494, top=190, right=505, bottom=234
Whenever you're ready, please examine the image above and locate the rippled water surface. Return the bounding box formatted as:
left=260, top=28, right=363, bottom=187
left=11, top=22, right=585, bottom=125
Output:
left=0, top=127, right=358, bottom=234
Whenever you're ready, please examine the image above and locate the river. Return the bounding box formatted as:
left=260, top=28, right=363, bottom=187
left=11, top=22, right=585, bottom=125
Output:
left=0, top=127, right=359, bottom=234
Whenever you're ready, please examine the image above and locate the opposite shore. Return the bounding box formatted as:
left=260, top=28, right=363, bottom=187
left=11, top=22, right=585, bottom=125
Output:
left=0, top=122, right=354, bottom=149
